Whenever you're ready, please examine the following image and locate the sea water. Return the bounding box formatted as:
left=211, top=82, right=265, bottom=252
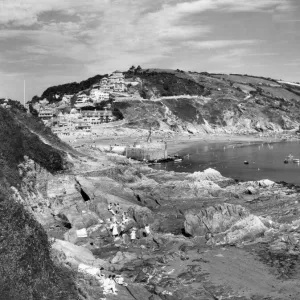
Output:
left=152, top=141, right=300, bottom=185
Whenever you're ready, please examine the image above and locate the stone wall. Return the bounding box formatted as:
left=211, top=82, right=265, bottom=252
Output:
left=126, top=142, right=167, bottom=161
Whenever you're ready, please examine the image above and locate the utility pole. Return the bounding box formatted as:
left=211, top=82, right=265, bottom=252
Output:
left=24, top=79, right=26, bottom=107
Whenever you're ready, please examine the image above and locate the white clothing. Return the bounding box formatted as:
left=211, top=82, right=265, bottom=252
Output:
left=130, top=230, right=136, bottom=240
left=145, top=225, right=151, bottom=235
left=112, top=223, right=118, bottom=236
left=115, top=276, right=127, bottom=286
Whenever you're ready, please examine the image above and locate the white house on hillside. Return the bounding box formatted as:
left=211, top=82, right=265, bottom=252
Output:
left=90, top=89, right=110, bottom=102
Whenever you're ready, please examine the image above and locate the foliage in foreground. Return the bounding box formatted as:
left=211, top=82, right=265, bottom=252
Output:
left=0, top=194, right=79, bottom=300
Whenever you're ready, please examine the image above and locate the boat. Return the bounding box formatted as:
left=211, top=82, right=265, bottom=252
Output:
left=174, top=158, right=183, bottom=162
left=284, top=154, right=294, bottom=163
left=293, top=159, right=300, bottom=163
left=244, top=161, right=249, bottom=165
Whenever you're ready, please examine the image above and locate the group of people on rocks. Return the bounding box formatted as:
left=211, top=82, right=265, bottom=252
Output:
left=78, top=264, right=127, bottom=296
left=107, top=202, right=151, bottom=244
left=102, top=274, right=127, bottom=295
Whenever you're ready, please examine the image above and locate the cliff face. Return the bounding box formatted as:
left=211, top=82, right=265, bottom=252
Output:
left=0, top=102, right=78, bottom=300
left=116, top=69, right=300, bottom=133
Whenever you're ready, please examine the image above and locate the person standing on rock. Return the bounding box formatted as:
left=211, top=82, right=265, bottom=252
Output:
left=110, top=222, right=119, bottom=239
left=130, top=227, right=137, bottom=243
left=116, top=203, right=121, bottom=214
left=108, top=275, right=118, bottom=295
left=122, top=212, right=128, bottom=224
left=144, top=224, right=151, bottom=236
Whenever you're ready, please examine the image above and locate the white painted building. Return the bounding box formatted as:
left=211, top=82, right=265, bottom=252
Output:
left=92, top=71, right=126, bottom=93
left=90, top=89, right=110, bottom=102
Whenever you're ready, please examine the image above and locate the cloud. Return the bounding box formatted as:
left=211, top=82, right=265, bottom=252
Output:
left=0, top=0, right=110, bottom=26
left=0, top=0, right=298, bottom=101
left=186, top=40, right=260, bottom=49
left=167, top=0, right=293, bottom=15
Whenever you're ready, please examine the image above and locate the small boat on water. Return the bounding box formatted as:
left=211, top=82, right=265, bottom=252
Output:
left=284, top=154, right=294, bottom=163
left=293, top=159, right=300, bottom=163
left=174, top=158, right=183, bottom=162
left=244, top=161, right=249, bottom=165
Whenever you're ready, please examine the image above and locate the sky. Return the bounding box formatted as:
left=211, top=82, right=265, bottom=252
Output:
left=0, top=0, right=300, bottom=102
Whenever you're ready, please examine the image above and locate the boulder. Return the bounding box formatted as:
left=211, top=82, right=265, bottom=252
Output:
left=184, top=203, right=250, bottom=237
left=64, top=228, right=88, bottom=245
left=62, top=209, right=100, bottom=229
left=258, top=179, right=275, bottom=187
left=110, top=251, right=138, bottom=264
left=245, top=186, right=257, bottom=195
left=211, top=215, right=267, bottom=245
left=187, top=168, right=225, bottom=182
left=52, top=239, right=107, bottom=268
left=128, top=206, right=154, bottom=227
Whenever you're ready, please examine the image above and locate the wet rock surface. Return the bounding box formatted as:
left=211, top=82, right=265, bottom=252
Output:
left=13, top=147, right=300, bottom=300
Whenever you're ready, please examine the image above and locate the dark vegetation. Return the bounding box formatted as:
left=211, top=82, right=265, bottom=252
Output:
left=32, top=74, right=108, bottom=103
left=0, top=102, right=79, bottom=299
left=113, top=100, right=163, bottom=129
left=0, top=105, right=67, bottom=190
left=124, top=68, right=204, bottom=99
left=162, top=98, right=202, bottom=123
left=0, top=193, right=78, bottom=300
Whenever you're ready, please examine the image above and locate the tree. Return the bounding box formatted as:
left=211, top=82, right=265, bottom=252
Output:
left=135, top=65, right=142, bottom=74
left=129, top=65, right=136, bottom=73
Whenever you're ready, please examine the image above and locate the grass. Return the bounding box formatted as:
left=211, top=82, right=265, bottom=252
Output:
left=0, top=193, right=78, bottom=300
left=0, top=101, right=79, bottom=299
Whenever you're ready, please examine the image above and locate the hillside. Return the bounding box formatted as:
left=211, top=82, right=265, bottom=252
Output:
left=0, top=101, right=78, bottom=300
left=31, top=67, right=300, bottom=133
left=31, top=74, right=108, bottom=104
left=116, top=68, right=300, bottom=133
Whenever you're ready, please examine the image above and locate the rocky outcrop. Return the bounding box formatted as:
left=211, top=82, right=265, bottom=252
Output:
left=52, top=239, right=108, bottom=269
left=184, top=203, right=250, bottom=236
left=209, top=214, right=267, bottom=245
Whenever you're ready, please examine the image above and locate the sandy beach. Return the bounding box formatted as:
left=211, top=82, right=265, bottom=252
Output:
left=60, top=128, right=285, bottom=155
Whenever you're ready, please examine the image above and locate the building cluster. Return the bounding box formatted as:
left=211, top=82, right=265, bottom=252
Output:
left=74, top=70, right=126, bottom=107
left=37, top=71, right=130, bottom=132
left=39, top=105, right=115, bottom=132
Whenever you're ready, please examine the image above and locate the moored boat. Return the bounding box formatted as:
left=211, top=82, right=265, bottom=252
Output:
left=174, top=158, right=183, bottom=162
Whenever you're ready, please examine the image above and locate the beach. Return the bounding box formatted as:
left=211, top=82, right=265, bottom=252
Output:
left=60, top=128, right=284, bottom=155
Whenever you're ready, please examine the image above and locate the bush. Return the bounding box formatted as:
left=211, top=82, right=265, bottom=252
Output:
left=0, top=194, right=78, bottom=300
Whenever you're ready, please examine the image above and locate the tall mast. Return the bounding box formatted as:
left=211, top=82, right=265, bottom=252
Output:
left=24, top=79, right=26, bottom=107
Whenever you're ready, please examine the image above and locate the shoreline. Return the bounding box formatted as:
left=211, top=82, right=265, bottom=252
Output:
left=61, top=131, right=287, bottom=155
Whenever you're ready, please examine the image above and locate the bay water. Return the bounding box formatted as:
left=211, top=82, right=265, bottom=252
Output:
left=152, top=141, right=300, bottom=185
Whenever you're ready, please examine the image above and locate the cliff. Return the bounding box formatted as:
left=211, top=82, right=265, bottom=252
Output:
left=116, top=69, right=300, bottom=133
left=0, top=101, right=78, bottom=300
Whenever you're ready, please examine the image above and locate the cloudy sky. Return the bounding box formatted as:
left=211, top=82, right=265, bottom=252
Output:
left=0, top=0, right=300, bottom=102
